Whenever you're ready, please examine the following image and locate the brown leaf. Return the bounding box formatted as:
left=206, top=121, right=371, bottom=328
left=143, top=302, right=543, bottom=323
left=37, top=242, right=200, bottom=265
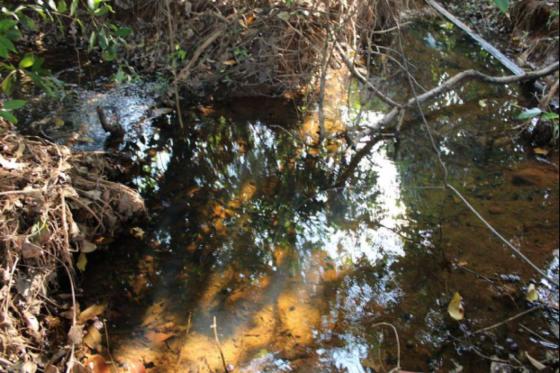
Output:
left=21, top=240, right=43, bottom=259
left=44, top=364, right=60, bottom=373
left=84, top=355, right=111, bottom=373
left=68, top=324, right=84, bottom=345
left=78, top=303, right=107, bottom=324
left=81, top=240, right=97, bottom=253
left=19, top=361, right=37, bottom=373
left=83, top=324, right=103, bottom=350
left=145, top=330, right=174, bottom=345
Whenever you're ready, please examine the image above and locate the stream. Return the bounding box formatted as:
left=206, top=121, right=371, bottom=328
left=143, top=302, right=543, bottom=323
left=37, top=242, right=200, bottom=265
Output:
left=59, top=20, right=559, bottom=372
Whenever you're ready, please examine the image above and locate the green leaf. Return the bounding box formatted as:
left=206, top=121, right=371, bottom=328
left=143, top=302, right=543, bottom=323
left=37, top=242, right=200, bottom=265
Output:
left=517, top=107, right=542, bottom=120
left=20, top=15, right=37, bottom=31
left=115, top=26, right=132, bottom=38
left=101, top=47, right=116, bottom=61
left=1, top=73, right=15, bottom=94
left=494, top=0, right=509, bottom=13
left=94, top=5, right=110, bottom=16
left=0, top=19, right=17, bottom=32
left=0, top=35, right=16, bottom=53
left=87, top=0, right=102, bottom=11
left=48, top=0, right=58, bottom=11
left=114, top=67, right=126, bottom=83
left=19, top=54, right=34, bottom=69
left=541, top=112, right=559, bottom=121
left=5, top=29, right=22, bottom=41
left=57, top=0, right=68, bottom=13
left=0, top=110, right=17, bottom=123
left=0, top=42, right=8, bottom=59
left=70, top=0, right=79, bottom=16
left=88, top=31, right=97, bottom=51
left=3, top=99, right=26, bottom=110
left=98, top=30, right=108, bottom=49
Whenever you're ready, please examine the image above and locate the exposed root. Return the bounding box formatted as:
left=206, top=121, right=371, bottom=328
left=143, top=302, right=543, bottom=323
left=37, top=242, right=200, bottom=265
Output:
left=122, top=0, right=402, bottom=99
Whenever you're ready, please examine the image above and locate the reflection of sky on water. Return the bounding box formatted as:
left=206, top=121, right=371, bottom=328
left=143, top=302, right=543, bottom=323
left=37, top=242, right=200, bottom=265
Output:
left=301, top=104, right=407, bottom=267
left=318, top=333, right=369, bottom=373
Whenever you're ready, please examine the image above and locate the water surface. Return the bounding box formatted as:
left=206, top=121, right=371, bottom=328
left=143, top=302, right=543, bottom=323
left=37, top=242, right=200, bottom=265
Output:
left=82, top=20, right=559, bottom=372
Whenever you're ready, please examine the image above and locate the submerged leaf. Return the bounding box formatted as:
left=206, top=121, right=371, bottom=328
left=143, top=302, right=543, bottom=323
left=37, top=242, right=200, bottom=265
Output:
left=83, top=324, right=103, bottom=350
left=77, top=252, right=88, bottom=271
left=78, top=303, right=106, bottom=324
left=448, top=292, right=464, bottom=320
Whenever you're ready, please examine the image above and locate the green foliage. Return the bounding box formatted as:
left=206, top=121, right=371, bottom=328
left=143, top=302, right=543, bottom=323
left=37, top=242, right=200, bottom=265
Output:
left=517, top=107, right=559, bottom=121
left=493, top=0, right=509, bottom=13
left=0, top=99, right=26, bottom=123
left=0, top=1, right=134, bottom=123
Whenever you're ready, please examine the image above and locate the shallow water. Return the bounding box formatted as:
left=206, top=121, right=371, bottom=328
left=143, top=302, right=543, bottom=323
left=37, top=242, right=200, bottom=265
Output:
left=81, top=21, right=559, bottom=372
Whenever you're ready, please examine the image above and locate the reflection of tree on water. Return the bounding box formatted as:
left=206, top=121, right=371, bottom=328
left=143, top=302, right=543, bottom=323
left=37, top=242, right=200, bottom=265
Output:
left=104, top=107, right=416, bottom=371
left=84, top=21, right=559, bottom=373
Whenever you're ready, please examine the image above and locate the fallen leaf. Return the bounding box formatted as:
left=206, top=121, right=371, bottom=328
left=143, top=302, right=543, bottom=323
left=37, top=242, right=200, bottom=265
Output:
left=23, top=310, right=40, bottom=333
left=44, top=364, right=60, bottom=373
left=533, top=147, right=549, bottom=156
left=130, top=227, right=145, bottom=239
left=84, top=355, right=110, bottom=373
left=81, top=240, right=97, bottom=253
left=0, top=154, right=26, bottom=170
left=525, top=351, right=546, bottom=370
left=526, top=284, right=539, bottom=302
left=83, top=325, right=103, bottom=350
left=68, top=324, right=84, bottom=345
left=277, top=11, right=290, bottom=21
left=145, top=330, right=174, bottom=345
left=223, top=59, right=237, bottom=66
left=77, top=253, right=88, bottom=272
left=21, top=240, right=43, bottom=259
left=125, top=361, right=146, bottom=373
left=448, top=292, right=464, bottom=321
left=20, top=361, right=37, bottom=373
left=78, top=304, right=107, bottom=324
left=478, top=99, right=487, bottom=107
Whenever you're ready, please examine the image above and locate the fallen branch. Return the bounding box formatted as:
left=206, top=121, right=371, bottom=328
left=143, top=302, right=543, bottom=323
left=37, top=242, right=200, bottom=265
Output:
left=426, top=0, right=525, bottom=76
left=356, top=61, right=560, bottom=134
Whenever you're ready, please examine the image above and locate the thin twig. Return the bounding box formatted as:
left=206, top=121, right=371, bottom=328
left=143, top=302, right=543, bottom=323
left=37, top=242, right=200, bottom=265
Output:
left=473, top=307, right=541, bottom=334
left=371, top=322, right=401, bottom=372
left=211, top=316, right=228, bottom=373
